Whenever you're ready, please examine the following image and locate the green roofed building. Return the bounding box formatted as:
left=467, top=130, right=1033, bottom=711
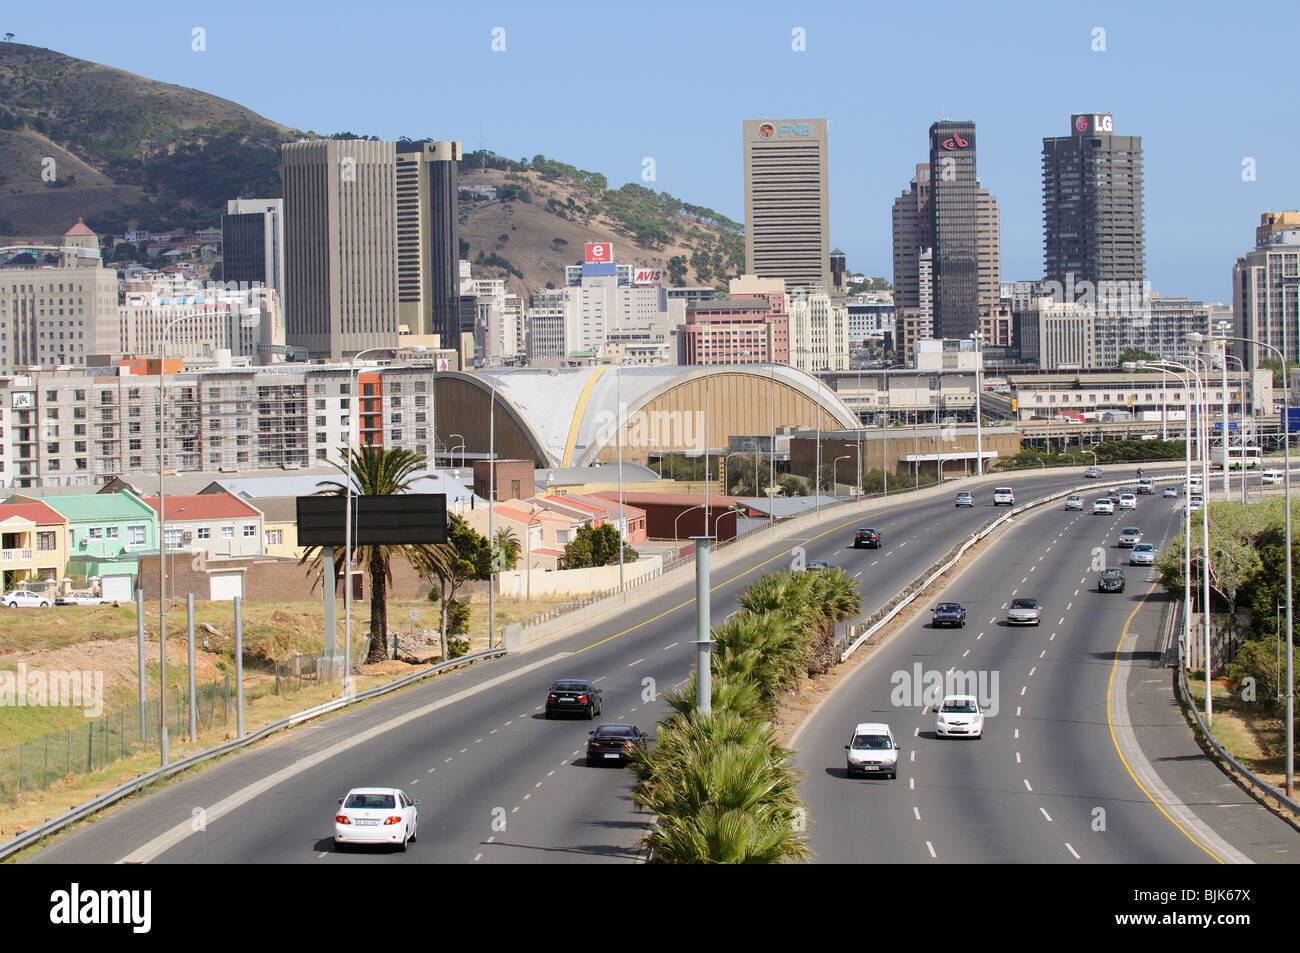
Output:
left=5, top=490, right=158, bottom=578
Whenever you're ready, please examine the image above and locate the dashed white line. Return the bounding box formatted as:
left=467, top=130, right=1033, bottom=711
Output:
left=1066, top=603, right=1073, bottom=611
left=534, top=781, right=542, bottom=788
left=1073, top=589, right=1079, bottom=597
left=1023, top=779, right=1033, bottom=791
left=1030, top=565, right=1036, bottom=573
left=524, top=794, right=532, bottom=800
left=663, top=643, right=678, bottom=650
left=489, top=729, right=498, bottom=735
left=504, top=721, right=513, bottom=726
left=1066, top=843, right=1081, bottom=860
left=547, top=770, right=555, bottom=777
left=487, top=835, right=496, bottom=843
left=1039, top=650, right=1046, bottom=658
left=443, top=757, right=453, bottom=763
left=1011, top=588, right=1018, bottom=596
left=459, top=747, right=468, bottom=754
left=854, top=571, right=863, bottom=578
left=474, top=852, right=483, bottom=862
left=1040, top=808, right=1053, bottom=822
left=1014, top=728, right=1019, bottom=739
left=475, top=738, right=483, bottom=744
left=913, top=806, right=921, bottom=820
left=1050, top=632, right=1056, bottom=641
left=977, top=632, right=984, bottom=640
left=1016, top=752, right=1022, bottom=763
left=910, top=751, right=916, bottom=762
left=909, top=778, right=915, bottom=790
left=900, top=541, right=909, bottom=548
left=926, top=841, right=937, bottom=859
left=1058, top=617, right=1065, bottom=626
left=426, top=767, right=436, bottom=774
left=511, top=806, right=520, bottom=814
left=1028, top=666, right=1037, bottom=677
left=913, top=727, right=920, bottom=737
left=1020, top=686, right=1027, bottom=696
left=962, top=649, right=970, bottom=657
left=628, top=658, right=645, bottom=667
left=1016, top=706, right=1022, bottom=716
left=870, top=559, right=879, bottom=567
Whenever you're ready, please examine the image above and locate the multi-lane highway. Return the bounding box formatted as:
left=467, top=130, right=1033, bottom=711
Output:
left=24, top=465, right=1296, bottom=863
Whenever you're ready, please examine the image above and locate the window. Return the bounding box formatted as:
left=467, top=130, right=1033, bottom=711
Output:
left=37, top=531, right=56, bottom=551
left=105, top=526, right=118, bottom=539
left=164, top=528, right=183, bottom=550
left=243, top=524, right=257, bottom=537
left=221, top=526, right=234, bottom=539
left=127, top=525, right=146, bottom=546
left=88, top=527, right=103, bottom=539
left=197, top=527, right=211, bottom=540
left=265, top=529, right=284, bottom=547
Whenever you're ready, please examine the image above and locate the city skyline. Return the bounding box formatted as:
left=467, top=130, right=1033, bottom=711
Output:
left=1, top=1, right=1294, bottom=305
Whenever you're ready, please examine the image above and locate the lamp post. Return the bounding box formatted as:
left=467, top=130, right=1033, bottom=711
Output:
left=972, top=330, right=984, bottom=476
left=1187, top=350, right=1214, bottom=725
left=1084, top=448, right=1098, bottom=468
left=768, top=364, right=776, bottom=527
left=674, top=503, right=707, bottom=541
left=1223, top=353, right=1249, bottom=503
left=1192, top=330, right=1294, bottom=796
left=832, top=455, right=851, bottom=496
left=449, top=433, right=465, bottom=468
left=525, top=505, right=542, bottom=602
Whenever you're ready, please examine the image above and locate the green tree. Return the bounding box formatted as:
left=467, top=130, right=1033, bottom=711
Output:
left=1259, top=358, right=1300, bottom=389
left=300, top=447, right=449, bottom=664
left=1118, top=348, right=1157, bottom=367
left=564, top=523, right=637, bottom=568
left=494, top=526, right=521, bottom=570
left=423, top=515, right=492, bottom=661
left=779, top=475, right=807, bottom=497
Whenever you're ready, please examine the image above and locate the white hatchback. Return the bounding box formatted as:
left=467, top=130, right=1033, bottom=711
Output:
left=935, top=694, right=984, bottom=739
left=844, top=723, right=900, bottom=779
left=335, top=787, right=419, bottom=851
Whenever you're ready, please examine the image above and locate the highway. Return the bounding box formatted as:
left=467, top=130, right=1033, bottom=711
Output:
left=23, top=465, right=1291, bottom=864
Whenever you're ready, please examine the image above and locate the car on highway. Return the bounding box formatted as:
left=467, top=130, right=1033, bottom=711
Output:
left=1118, top=526, right=1143, bottom=547
left=993, top=486, right=1015, bottom=506
left=1092, top=498, right=1115, bottom=515
left=3, top=590, right=52, bottom=608
left=1129, top=542, right=1158, bottom=566
left=845, top=722, right=900, bottom=778
left=1162, top=486, right=1178, bottom=498
left=1098, top=569, right=1126, bottom=593
left=1006, top=598, right=1042, bottom=625
left=931, top=602, right=967, bottom=627
left=1189, top=495, right=1204, bottom=512
left=1064, top=494, right=1084, bottom=511
left=334, top=787, right=418, bottom=851
left=545, top=679, right=603, bottom=719
left=1137, top=479, right=1155, bottom=495
left=954, top=491, right=974, bottom=507
left=1084, top=466, right=1103, bottom=478
left=1107, top=487, right=1124, bottom=502
left=806, top=560, right=833, bottom=572
left=54, top=589, right=107, bottom=606
left=1262, top=469, right=1284, bottom=486
left=1118, top=493, right=1137, bottom=510
left=1187, top=478, right=1203, bottom=495
left=935, top=695, right=984, bottom=739
left=853, top=527, right=882, bottom=549
left=586, top=724, right=647, bottom=766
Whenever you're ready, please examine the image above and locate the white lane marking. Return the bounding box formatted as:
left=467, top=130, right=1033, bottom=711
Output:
left=1040, top=808, right=1053, bottom=822
left=913, top=727, right=920, bottom=737
left=504, top=721, right=512, bottom=726
left=1050, top=632, right=1057, bottom=641
left=443, top=757, right=453, bottom=763
left=962, top=649, right=970, bottom=658
left=1011, top=589, right=1018, bottom=597
left=487, top=835, right=496, bottom=843
left=909, top=778, right=915, bottom=790
left=1066, top=603, right=1073, bottom=611
left=1039, top=650, right=1046, bottom=658
left=910, top=751, right=916, bottom=762
left=871, top=560, right=879, bottom=567
left=1016, top=752, right=1021, bottom=763
left=1020, top=686, right=1027, bottom=696
left=628, top=658, right=645, bottom=667
left=1030, top=565, right=1036, bottom=573
left=1058, top=617, right=1065, bottom=626
left=854, top=571, right=863, bottom=578
left=547, top=770, right=555, bottom=777
left=977, top=632, right=984, bottom=640
left=900, top=541, right=908, bottom=548
left=1029, top=667, right=1037, bottom=677
left=1066, top=843, right=1081, bottom=860
left=411, top=779, right=419, bottom=785
left=459, top=747, right=468, bottom=754
left=663, top=643, right=678, bottom=650
left=926, top=841, right=937, bottom=859
left=511, top=805, right=520, bottom=814
left=989, top=616, right=997, bottom=624
left=426, top=767, right=436, bottom=774
left=474, top=852, right=483, bottom=862
left=317, top=852, right=327, bottom=858
left=593, top=677, right=607, bottom=684
left=1023, top=779, right=1033, bottom=791
left=1073, top=589, right=1079, bottom=597
left=913, top=806, right=921, bottom=820
left=1014, top=729, right=1019, bottom=739
left=475, top=738, right=483, bottom=744
left=489, top=729, right=498, bottom=735
left=524, top=794, right=532, bottom=800
left=534, top=782, right=543, bottom=788
left=1016, top=706, right=1022, bottom=716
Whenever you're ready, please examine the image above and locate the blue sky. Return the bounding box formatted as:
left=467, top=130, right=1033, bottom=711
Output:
left=10, top=0, right=1297, bottom=301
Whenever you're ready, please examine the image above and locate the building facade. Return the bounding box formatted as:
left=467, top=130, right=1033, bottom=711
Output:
left=221, top=199, right=285, bottom=304
left=395, top=140, right=462, bottom=359
left=743, top=118, right=832, bottom=293
left=1233, top=223, right=1300, bottom=368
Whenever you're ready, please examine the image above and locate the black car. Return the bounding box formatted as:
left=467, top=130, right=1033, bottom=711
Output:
left=931, top=602, right=967, bottom=627
left=1098, top=569, right=1126, bottom=593
left=586, top=724, right=647, bottom=766
left=854, top=527, right=882, bottom=549
left=1107, top=487, right=1124, bottom=502
left=545, top=679, right=603, bottom=719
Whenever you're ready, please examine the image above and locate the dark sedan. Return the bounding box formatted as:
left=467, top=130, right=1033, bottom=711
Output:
left=1098, top=569, right=1126, bottom=593
left=854, top=527, right=882, bottom=549
left=586, top=724, right=647, bottom=766
left=931, top=602, right=967, bottom=627
left=545, top=679, right=603, bottom=719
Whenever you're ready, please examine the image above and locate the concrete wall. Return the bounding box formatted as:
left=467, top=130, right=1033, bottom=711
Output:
left=495, top=556, right=662, bottom=597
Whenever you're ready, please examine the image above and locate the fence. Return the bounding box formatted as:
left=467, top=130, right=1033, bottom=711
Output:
left=0, top=655, right=330, bottom=802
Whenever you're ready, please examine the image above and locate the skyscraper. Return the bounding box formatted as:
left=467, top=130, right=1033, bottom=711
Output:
left=281, top=139, right=399, bottom=359
left=928, top=121, right=980, bottom=340
left=395, top=140, right=462, bottom=358
left=743, top=119, right=832, bottom=293
left=222, top=198, right=284, bottom=302
left=1233, top=217, right=1300, bottom=368
left=1042, top=113, right=1145, bottom=301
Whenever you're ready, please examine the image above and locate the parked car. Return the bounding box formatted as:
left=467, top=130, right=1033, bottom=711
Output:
left=1098, top=569, right=1126, bottom=593
left=1129, top=543, right=1157, bottom=566
left=954, top=491, right=974, bottom=507
left=1064, top=494, right=1084, bottom=511
left=1084, top=466, right=1103, bottom=478
left=931, top=602, right=967, bottom=628
left=935, top=695, right=984, bottom=738
left=55, top=590, right=107, bottom=606
left=853, top=527, right=882, bottom=549
left=993, top=487, right=1015, bottom=506
left=545, top=679, right=603, bottom=719
left=1093, top=498, right=1115, bottom=515
left=586, top=724, right=647, bottom=766
left=3, top=590, right=52, bottom=608
left=1006, top=598, right=1042, bottom=625
left=1118, top=526, right=1143, bottom=547
left=845, top=722, right=900, bottom=778
left=334, top=787, right=418, bottom=851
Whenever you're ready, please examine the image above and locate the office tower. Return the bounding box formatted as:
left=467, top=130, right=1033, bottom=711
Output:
left=1233, top=222, right=1300, bottom=368
left=395, top=140, right=462, bottom=358
left=1257, top=211, right=1300, bottom=248
left=1042, top=113, right=1145, bottom=302
left=743, top=118, right=832, bottom=293
left=222, top=199, right=285, bottom=302
left=892, top=164, right=932, bottom=314
left=928, top=120, right=981, bottom=340
left=280, top=139, right=399, bottom=359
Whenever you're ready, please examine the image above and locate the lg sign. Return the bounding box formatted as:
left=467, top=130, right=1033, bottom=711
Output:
left=1074, top=113, right=1113, bottom=134
left=585, top=243, right=613, bottom=263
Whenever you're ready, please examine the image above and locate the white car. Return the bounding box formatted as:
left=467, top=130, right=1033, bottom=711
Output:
left=3, top=589, right=52, bottom=608
left=1262, top=469, right=1284, bottom=486
left=1129, top=543, right=1157, bottom=566
left=1162, top=486, right=1178, bottom=498
left=334, top=787, right=419, bottom=851
left=844, top=722, right=900, bottom=779
left=1093, top=498, right=1115, bottom=514
left=935, top=694, right=984, bottom=739
left=55, top=589, right=108, bottom=606
left=1118, top=493, right=1137, bottom=510
left=993, top=487, right=1015, bottom=506
left=1189, top=495, right=1204, bottom=512
left=1118, top=526, right=1143, bottom=547
left=1064, top=494, right=1084, bottom=511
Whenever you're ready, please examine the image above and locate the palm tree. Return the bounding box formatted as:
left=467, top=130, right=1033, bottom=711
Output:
left=299, top=446, right=450, bottom=664
left=493, top=526, right=521, bottom=570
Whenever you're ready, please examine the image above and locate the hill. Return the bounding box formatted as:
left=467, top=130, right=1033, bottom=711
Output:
left=0, top=42, right=745, bottom=294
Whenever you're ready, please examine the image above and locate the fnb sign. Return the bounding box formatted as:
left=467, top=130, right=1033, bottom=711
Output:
left=585, top=242, right=613, bottom=263
left=633, top=268, right=663, bottom=285
left=758, top=122, right=812, bottom=138
left=1073, top=113, right=1113, bottom=135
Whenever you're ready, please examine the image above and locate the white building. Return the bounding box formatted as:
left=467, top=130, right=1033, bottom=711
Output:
left=789, top=291, right=849, bottom=372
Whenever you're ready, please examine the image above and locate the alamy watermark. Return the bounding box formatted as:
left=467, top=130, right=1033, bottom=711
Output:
left=890, top=663, right=1000, bottom=717
left=592, top=405, right=706, bottom=452
left=0, top=664, right=104, bottom=717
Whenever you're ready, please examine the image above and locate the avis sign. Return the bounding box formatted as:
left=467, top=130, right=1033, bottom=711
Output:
left=585, top=242, right=613, bottom=264
left=633, top=268, right=663, bottom=285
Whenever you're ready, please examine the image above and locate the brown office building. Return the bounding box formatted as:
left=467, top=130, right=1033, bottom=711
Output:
left=396, top=140, right=462, bottom=356
left=743, top=119, right=832, bottom=293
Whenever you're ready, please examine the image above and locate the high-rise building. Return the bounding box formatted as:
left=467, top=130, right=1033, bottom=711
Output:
left=281, top=139, right=399, bottom=359
left=743, top=119, right=832, bottom=293
left=1042, top=113, right=1145, bottom=301
left=928, top=121, right=981, bottom=340
left=395, top=140, right=461, bottom=358
left=1233, top=223, right=1300, bottom=368
left=222, top=199, right=285, bottom=303
left=1256, top=211, right=1300, bottom=249
left=891, top=164, right=932, bottom=314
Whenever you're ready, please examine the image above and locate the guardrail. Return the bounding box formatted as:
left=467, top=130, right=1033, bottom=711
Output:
left=0, top=647, right=505, bottom=862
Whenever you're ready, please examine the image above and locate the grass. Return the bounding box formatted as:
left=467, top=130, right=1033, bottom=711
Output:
left=1184, top=673, right=1290, bottom=787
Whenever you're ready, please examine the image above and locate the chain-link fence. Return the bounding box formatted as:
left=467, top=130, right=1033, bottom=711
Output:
left=0, top=657, right=330, bottom=801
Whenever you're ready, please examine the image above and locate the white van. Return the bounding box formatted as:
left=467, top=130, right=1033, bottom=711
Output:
left=1262, top=469, right=1285, bottom=486
left=993, top=487, right=1015, bottom=506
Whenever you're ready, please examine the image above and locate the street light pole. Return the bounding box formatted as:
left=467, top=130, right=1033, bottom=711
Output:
left=616, top=360, right=625, bottom=593
left=973, top=331, right=984, bottom=476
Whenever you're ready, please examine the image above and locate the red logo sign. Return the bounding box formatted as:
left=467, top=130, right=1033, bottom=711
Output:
left=758, top=122, right=776, bottom=139
left=1074, top=115, right=1090, bottom=132
left=941, top=132, right=968, bottom=150
left=633, top=268, right=663, bottom=285
left=585, top=243, right=613, bottom=263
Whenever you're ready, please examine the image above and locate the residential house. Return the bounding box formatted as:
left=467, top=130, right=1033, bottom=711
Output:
left=0, top=501, right=68, bottom=592
left=141, top=492, right=265, bottom=560
left=6, top=490, right=157, bottom=581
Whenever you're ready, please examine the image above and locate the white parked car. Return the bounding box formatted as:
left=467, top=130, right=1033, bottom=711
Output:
left=844, top=722, right=900, bottom=779
left=1093, top=498, right=1115, bottom=515
left=3, top=590, right=52, bottom=608
left=935, top=694, right=984, bottom=739
left=55, top=589, right=108, bottom=606
left=1118, top=493, right=1138, bottom=510
left=334, top=787, right=418, bottom=851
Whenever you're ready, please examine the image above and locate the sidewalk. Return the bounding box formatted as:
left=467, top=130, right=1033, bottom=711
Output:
left=1123, top=591, right=1300, bottom=863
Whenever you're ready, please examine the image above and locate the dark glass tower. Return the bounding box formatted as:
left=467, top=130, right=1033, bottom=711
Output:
left=928, top=121, right=979, bottom=339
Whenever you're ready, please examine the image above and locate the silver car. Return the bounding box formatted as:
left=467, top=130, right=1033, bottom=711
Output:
left=1007, top=598, right=1042, bottom=626
left=1162, top=486, right=1178, bottom=498
left=1118, top=526, right=1142, bottom=547
left=1093, top=498, right=1115, bottom=514
left=1129, top=543, right=1157, bottom=566
left=1064, top=494, right=1084, bottom=511
left=955, top=491, right=974, bottom=507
